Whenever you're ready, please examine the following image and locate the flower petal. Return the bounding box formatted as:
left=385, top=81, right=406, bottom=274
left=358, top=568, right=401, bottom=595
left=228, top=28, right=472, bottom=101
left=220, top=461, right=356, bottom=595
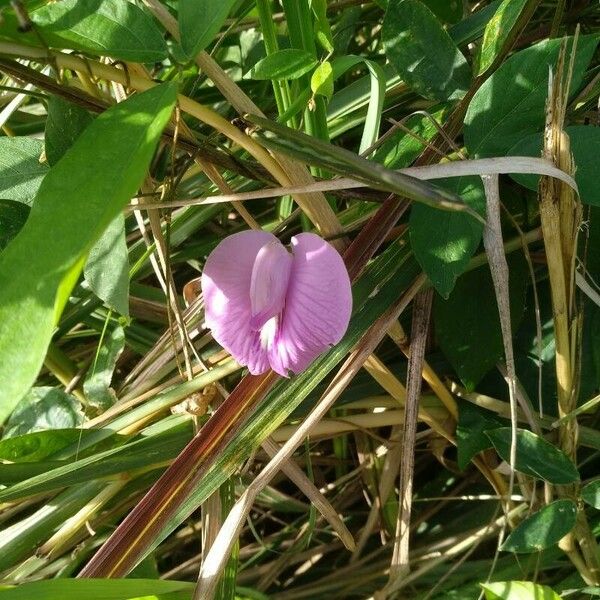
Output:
left=249, top=239, right=293, bottom=330
left=268, top=233, right=352, bottom=376
left=201, top=230, right=276, bottom=375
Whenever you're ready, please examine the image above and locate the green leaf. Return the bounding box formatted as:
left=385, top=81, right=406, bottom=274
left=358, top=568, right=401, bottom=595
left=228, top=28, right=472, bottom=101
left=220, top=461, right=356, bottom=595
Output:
left=456, top=400, right=505, bottom=470
left=0, top=578, right=193, bottom=599
left=421, top=0, right=463, bottom=24
left=465, top=35, right=599, bottom=156
left=373, top=107, right=449, bottom=169
left=84, top=214, right=130, bottom=316
left=45, top=96, right=94, bottom=166
left=382, top=0, right=471, bottom=101
left=0, top=199, right=29, bottom=251
left=83, top=325, right=126, bottom=411
left=0, top=429, right=85, bottom=462
left=330, top=55, right=386, bottom=153
left=311, top=61, right=334, bottom=99
left=3, top=387, right=83, bottom=438
left=410, top=176, right=484, bottom=298
left=509, top=126, right=600, bottom=206
left=478, top=0, right=529, bottom=75
left=31, top=0, right=168, bottom=62
left=0, top=83, right=177, bottom=425
left=179, top=0, right=237, bottom=58
left=581, top=479, right=600, bottom=509
left=486, top=428, right=580, bottom=483
left=481, top=581, right=561, bottom=600
left=251, top=49, right=318, bottom=81
left=311, top=0, right=334, bottom=53
left=433, top=255, right=528, bottom=388
left=0, top=138, right=47, bottom=205
left=501, top=500, right=577, bottom=553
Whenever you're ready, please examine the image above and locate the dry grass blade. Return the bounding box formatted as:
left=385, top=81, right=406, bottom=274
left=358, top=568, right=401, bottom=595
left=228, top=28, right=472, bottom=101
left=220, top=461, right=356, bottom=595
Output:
left=539, top=35, right=600, bottom=585
left=386, top=289, right=433, bottom=591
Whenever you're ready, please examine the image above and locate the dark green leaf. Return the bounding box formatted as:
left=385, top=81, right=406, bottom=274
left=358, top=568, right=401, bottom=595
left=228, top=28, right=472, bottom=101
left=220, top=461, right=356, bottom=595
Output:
left=251, top=49, right=318, bottom=81
left=0, top=83, right=177, bottom=425
left=0, top=138, right=47, bottom=205
left=410, top=176, right=484, bottom=298
left=84, top=214, right=130, bottom=316
left=0, top=429, right=84, bottom=462
left=486, top=428, right=580, bottom=483
left=0, top=199, right=29, bottom=251
left=481, top=581, right=561, bottom=600
left=465, top=35, right=599, bottom=156
left=382, top=0, right=471, bottom=101
left=501, top=500, right=577, bottom=553
left=422, top=0, right=463, bottom=24
left=581, top=479, right=600, bottom=509
left=456, top=400, right=505, bottom=470
left=45, top=96, right=94, bottom=166
left=179, top=0, right=237, bottom=58
left=31, top=0, right=168, bottom=62
left=433, top=255, right=528, bottom=388
left=83, top=325, right=125, bottom=411
left=478, top=0, right=529, bottom=74
left=509, top=126, right=600, bottom=206
left=3, top=387, right=83, bottom=438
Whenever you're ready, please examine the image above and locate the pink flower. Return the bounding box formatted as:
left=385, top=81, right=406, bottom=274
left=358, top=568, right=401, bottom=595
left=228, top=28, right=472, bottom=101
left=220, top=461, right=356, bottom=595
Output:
left=201, top=231, right=352, bottom=376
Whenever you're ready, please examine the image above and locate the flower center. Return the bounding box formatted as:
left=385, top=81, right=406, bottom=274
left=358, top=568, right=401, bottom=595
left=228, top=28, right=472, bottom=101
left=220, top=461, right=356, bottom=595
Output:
left=249, top=240, right=293, bottom=333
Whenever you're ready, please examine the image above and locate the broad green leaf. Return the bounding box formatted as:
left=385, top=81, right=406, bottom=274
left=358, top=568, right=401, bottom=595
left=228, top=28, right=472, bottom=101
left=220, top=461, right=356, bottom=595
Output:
left=465, top=35, right=599, bottom=156
left=83, top=325, right=126, bottom=411
left=410, top=176, right=484, bottom=298
left=45, top=96, right=94, bottom=166
left=581, top=479, right=600, bottom=509
left=433, top=255, right=528, bottom=388
left=251, top=49, right=318, bottom=81
left=311, top=61, right=334, bottom=99
left=0, top=578, right=193, bottom=599
left=481, top=581, right=561, bottom=600
left=0, top=199, right=29, bottom=251
left=422, top=0, right=463, bottom=24
left=501, top=500, right=577, bottom=553
left=3, top=387, right=83, bottom=438
left=0, top=138, right=47, bottom=205
left=84, top=214, right=130, bottom=316
left=509, top=126, right=600, bottom=206
left=456, top=400, right=505, bottom=470
left=179, top=0, right=237, bottom=58
left=0, top=83, right=177, bottom=425
left=486, top=428, right=580, bottom=483
left=0, top=429, right=85, bottom=462
left=382, top=0, right=471, bottom=101
left=478, top=0, right=529, bottom=75
left=30, top=0, right=168, bottom=62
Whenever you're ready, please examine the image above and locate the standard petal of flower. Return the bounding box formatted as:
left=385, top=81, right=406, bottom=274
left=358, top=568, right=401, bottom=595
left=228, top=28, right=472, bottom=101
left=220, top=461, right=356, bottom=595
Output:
left=269, top=233, right=352, bottom=376
left=201, top=230, right=276, bottom=374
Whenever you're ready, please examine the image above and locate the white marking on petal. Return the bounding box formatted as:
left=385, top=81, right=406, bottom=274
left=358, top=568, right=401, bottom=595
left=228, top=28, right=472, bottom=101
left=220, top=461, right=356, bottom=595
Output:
left=259, top=315, right=279, bottom=350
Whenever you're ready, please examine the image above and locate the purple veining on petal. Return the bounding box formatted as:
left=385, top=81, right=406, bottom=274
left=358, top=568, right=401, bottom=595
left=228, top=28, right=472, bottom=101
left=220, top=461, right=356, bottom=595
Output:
left=201, top=230, right=275, bottom=375
left=201, top=230, right=352, bottom=377
left=267, top=233, right=352, bottom=376
left=249, top=240, right=293, bottom=331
